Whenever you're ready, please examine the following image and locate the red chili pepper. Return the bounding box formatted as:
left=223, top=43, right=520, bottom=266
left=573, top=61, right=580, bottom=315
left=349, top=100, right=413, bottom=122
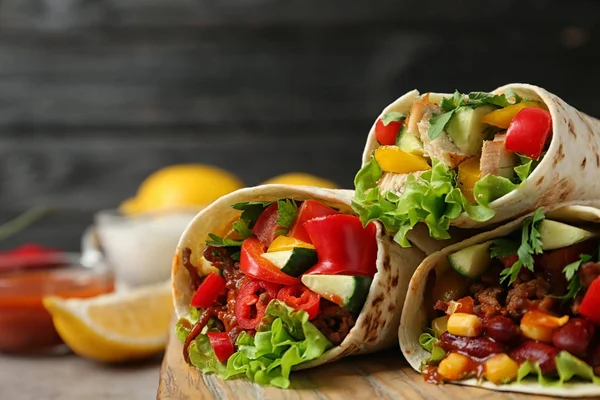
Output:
left=239, top=237, right=300, bottom=285
left=190, top=273, right=227, bottom=308
left=375, top=118, right=404, bottom=146
left=288, top=200, right=338, bottom=244
left=276, top=284, right=320, bottom=320
left=235, top=279, right=281, bottom=329
left=579, top=277, right=600, bottom=325
left=505, top=108, right=552, bottom=160
left=252, top=203, right=283, bottom=247
left=207, top=332, right=235, bottom=362
left=304, top=214, right=378, bottom=277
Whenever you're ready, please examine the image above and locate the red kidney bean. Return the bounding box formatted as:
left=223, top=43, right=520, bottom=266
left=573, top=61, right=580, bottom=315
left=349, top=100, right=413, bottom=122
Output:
left=509, top=341, right=559, bottom=374
left=485, top=316, right=519, bottom=343
left=552, top=318, right=595, bottom=356
left=439, top=332, right=504, bottom=359
left=586, top=341, right=600, bottom=367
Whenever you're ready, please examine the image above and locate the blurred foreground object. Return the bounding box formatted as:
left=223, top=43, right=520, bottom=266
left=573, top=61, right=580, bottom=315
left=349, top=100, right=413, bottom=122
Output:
left=87, top=210, right=197, bottom=289
left=261, top=173, right=339, bottom=188
left=0, top=251, right=113, bottom=353
left=43, top=281, right=171, bottom=363
left=119, top=164, right=245, bottom=215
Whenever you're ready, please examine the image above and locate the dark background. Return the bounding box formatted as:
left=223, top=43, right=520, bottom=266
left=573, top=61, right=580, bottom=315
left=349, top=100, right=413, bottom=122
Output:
left=0, top=0, right=598, bottom=250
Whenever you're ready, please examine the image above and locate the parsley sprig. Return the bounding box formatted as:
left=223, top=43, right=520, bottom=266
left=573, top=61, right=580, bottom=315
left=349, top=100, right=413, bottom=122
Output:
left=495, top=208, right=545, bottom=285
left=275, top=199, right=298, bottom=236
left=427, top=90, right=519, bottom=140
left=562, top=254, right=592, bottom=301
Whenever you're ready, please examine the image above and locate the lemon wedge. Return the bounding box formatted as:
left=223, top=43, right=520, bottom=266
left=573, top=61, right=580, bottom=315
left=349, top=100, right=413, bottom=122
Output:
left=43, top=281, right=173, bottom=362
left=261, top=173, right=339, bottom=189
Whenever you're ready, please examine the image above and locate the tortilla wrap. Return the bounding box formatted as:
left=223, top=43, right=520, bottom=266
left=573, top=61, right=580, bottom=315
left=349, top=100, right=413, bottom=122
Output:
left=399, top=200, right=600, bottom=397
left=172, top=184, right=427, bottom=370
left=360, top=84, right=600, bottom=229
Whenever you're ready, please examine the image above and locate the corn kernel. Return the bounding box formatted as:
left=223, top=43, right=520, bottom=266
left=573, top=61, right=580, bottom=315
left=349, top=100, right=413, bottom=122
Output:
left=484, top=353, right=519, bottom=384
left=438, top=352, right=471, bottom=381
left=432, top=316, right=449, bottom=337
left=520, top=323, right=553, bottom=342
left=447, top=313, right=483, bottom=337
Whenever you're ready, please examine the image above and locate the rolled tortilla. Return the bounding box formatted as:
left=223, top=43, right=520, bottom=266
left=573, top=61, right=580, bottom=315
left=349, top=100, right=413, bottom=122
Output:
left=399, top=200, right=600, bottom=397
left=172, top=184, right=426, bottom=372
left=360, top=84, right=600, bottom=229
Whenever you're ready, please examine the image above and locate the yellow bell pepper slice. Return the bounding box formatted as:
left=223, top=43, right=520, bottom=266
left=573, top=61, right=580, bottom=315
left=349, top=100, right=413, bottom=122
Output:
left=457, top=158, right=481, bottom=203
left=374, top=146, right=430, bottom=174
left=481, top=102, right=543, bottom=129
left=267, top=236, right=314, bottom=252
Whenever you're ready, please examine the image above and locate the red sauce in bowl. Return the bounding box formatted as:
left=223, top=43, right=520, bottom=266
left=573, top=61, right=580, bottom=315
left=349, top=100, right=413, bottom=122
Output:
left=0, top=263, right=114, bottom=353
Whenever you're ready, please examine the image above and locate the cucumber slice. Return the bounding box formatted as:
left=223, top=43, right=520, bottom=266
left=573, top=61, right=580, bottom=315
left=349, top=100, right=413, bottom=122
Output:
left=301, top=274, right=373, bottom=314
left=539, top=220, right=595, bottom=251
left=447, top=241, right=492, bottom=279
left=396, top=126, right=424, bottom=156
left=260, top=248, right=318, bottom=277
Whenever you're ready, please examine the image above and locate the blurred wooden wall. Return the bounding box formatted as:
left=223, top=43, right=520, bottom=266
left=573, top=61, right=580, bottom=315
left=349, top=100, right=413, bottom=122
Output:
left=0, top=0, right=598, bottom=249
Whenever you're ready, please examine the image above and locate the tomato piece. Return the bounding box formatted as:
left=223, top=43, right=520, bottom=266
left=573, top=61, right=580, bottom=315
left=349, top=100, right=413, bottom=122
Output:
left=252, top=203, right=283, bottom=247
left=499, top=254, right=519, bottom=270
left=505, top=108, right=552, bottom=160
left=190, top=273, right=227, bottom=308
left=375, top=118, right=403, bottom=146
left=239, top=237, right=300, bottom=285
left=276, top=284, right=320, bottom=320
left=304, top=214, right=378, bottom=277
left=289, top=200, right=338, bottom=244
left=207, top=332, right=235, bottom=362
left=580, top=277, right=600, bottom=325
left=456, top=296, right=475, bottom=314
left=538, top=241, right=597, bottom=272
left=235, top=279, right=281, bottom=329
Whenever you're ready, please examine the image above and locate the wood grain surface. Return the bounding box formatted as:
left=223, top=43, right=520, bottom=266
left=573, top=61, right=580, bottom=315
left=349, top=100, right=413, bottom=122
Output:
left=157, top=330, right=588, bottom=400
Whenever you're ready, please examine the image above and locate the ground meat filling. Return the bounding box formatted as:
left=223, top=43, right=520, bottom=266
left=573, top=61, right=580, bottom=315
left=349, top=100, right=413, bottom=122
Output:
left=182, top=247, right=203, bottom=290
left=311, top=301, right=356, bottom=346
left=183, top=247, right=356, bottom=354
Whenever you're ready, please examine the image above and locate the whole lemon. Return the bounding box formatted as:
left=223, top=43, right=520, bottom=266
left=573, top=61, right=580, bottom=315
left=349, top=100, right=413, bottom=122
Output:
left=261, top=173, right=339, bottom=189
left=120, top=164, right=244, bottom=215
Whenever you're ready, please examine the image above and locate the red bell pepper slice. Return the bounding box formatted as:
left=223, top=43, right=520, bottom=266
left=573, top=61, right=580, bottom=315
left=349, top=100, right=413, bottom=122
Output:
left=235, top=279, right=281, bottom=329
left=207, top=332, right=235, bottom=362
left=505, top=107, right=552, bottom=160
left=579, top=277, right=600, bottom=325
left=190, top=273, right=227, bottom=308
left=252, top=203, right=283, bottom=247
left=304, top=214, right=378, bottom=277
left=289, top=200, right=338, bottom=243
left=276, top=284, right=320, bottom=320
left=239, top=237, right=300, bottom=285
left=375, top=118, right=404, bottom=146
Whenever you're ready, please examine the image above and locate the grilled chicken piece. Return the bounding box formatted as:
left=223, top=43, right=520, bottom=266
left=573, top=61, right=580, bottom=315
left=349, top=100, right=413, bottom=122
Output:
left=417, top=108, right=470, bottom=169
left=480, top=133, right=518, bottom=178
left=378, top=171, right=425, bottom=196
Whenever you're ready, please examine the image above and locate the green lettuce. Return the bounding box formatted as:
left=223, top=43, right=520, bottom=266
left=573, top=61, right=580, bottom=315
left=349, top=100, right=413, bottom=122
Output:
left=418, top=329, right=446, bottom=368
left=179, top=300, right=332, bottom=389
left=473, top=174, right=518, bottom=207
left=516, top=351, right=600, bottom=386
left=352, top=158, right=494, bottom=246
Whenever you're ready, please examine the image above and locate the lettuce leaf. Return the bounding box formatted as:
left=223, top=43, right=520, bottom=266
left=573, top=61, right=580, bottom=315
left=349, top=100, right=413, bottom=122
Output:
left=516, top=351, right=600, bottom=386
left=182, top=300, right=332, bottom=389
left=352, top=158, right=494, bottom=246
left=418, top=329, right=446, bottom=368
left=473, top=174, right=518, bottom=207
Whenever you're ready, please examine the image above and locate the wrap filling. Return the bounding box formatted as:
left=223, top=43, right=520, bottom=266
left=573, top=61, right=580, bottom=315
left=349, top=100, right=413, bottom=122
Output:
left=419, top=209, right=600, bottom=386
left=176, top=198, right=378, bottom=388
left=353, top=90, right=552, bottom=246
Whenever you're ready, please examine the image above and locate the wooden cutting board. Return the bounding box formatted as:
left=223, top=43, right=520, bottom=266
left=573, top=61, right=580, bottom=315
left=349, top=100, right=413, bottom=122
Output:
left=156, top=329, right=591, bottom=400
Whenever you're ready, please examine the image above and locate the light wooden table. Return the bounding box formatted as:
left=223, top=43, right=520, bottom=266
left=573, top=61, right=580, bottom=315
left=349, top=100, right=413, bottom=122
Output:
left=158, top=332, right=590, bottom=400
left=0, top=350, right=162, bottom=400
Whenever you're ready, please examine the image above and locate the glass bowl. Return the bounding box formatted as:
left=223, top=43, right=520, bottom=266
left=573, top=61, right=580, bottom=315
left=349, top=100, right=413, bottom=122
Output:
left=0, top=253, right=114, bottom=354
